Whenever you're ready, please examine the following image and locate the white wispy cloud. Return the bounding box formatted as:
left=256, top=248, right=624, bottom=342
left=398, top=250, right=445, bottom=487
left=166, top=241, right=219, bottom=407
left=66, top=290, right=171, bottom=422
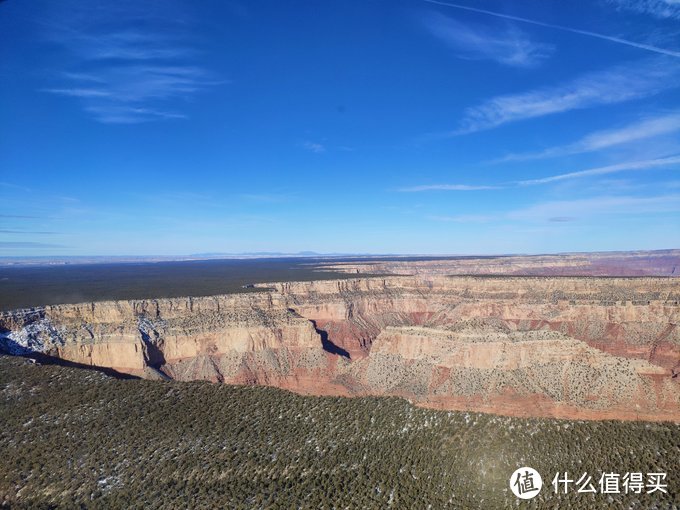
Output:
left=517, top=154, right=680, bottom=185
left=71, top=31, right=196, bottom=61
left=507, top=193, right=680, bottom=221
left=48, top=66, right=221, bottom=105
left=399, top=154, right=680, bottom=191
left=423, top=0, right=680, bottom=57
left=497, top=112, right=680, bottom=162
left=605, top=0, right=680, bottom=19
left=423, top=11, right=552, bottom=67
left=41, top=2, right=220, bottom=124
left=43, top=88, right=113, bottom=98
left=399, top=184, right=498, bottom=192
left=455, top=58, right=680, bottom=134
left=302, top=141, right=326, bottom=153
left=427, top=193, right=680, bottom=224
left=84, top=106, right=188, bottom=124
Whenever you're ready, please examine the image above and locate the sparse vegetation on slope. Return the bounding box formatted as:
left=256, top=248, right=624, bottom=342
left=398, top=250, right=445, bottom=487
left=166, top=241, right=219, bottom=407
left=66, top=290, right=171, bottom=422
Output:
left=1, top=356, right=678, bottom=509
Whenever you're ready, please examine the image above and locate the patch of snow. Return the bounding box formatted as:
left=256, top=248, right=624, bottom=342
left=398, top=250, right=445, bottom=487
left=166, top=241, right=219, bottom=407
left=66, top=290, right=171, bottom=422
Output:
left=0, top=318, right=65, bottom=355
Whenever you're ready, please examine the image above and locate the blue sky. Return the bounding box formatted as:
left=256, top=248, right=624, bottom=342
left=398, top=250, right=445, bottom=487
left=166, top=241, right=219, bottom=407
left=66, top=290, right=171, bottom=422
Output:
left=1, top=0, right=679, bottom=256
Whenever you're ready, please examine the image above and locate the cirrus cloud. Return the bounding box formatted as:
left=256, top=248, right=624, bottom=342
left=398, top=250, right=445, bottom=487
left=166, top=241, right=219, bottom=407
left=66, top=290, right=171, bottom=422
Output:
left=41, top=1, right=222, bottom=124
left=422, top=11, right=553, bottom=67
left=454, top=58, right=680, bottom=134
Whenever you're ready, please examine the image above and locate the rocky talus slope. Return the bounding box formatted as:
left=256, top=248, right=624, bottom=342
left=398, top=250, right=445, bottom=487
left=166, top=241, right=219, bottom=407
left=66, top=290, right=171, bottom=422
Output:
left=1, top=276, right=678, bottom=421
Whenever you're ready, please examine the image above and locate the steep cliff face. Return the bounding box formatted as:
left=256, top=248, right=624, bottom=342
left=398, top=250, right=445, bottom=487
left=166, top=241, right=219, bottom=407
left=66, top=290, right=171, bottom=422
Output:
left=1, top=276, right=678, bottom=421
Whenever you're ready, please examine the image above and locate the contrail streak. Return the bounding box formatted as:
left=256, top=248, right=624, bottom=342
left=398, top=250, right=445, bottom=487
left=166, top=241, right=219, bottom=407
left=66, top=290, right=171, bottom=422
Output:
left=423, top=0, right=680, bottom=58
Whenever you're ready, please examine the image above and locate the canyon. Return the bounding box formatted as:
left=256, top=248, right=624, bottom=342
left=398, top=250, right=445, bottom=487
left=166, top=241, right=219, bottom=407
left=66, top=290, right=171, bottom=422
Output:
left=1, top=270, right=678, bottom=422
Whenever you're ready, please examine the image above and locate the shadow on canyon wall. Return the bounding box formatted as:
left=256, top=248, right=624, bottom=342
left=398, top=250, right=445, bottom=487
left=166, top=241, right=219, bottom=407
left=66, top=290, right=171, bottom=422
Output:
left=310, top=320, right=350, bottom=359
left=139, top=329, right=167, bottom=370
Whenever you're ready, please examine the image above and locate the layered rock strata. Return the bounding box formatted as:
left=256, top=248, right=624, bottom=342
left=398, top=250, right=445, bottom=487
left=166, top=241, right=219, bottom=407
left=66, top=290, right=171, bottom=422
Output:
left=1, top=276, right=678, bottom=421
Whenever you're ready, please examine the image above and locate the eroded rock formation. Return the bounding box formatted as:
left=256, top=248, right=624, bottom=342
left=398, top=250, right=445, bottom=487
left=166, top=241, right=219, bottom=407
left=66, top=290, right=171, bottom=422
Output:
left=1, top=276, right=678, bottom=421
